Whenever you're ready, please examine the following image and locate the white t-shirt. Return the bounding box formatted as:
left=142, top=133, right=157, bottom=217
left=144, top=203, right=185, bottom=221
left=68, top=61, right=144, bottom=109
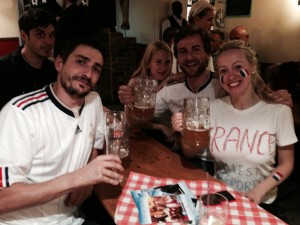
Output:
left=0, top=84, right=105, bottom=225
left=155, top=72, right=223, bottom=117
left=210, top=96, right=298, bottom=203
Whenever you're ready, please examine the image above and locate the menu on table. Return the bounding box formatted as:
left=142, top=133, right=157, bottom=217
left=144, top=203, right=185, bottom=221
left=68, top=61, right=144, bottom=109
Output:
left=131, top=182, right=198, bottom=224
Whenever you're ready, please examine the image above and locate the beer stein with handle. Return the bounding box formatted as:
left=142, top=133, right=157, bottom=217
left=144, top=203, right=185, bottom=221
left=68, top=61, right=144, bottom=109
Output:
left=181, top=97, right=210, bottom=156
left=126, top=77, right=158, bottom=128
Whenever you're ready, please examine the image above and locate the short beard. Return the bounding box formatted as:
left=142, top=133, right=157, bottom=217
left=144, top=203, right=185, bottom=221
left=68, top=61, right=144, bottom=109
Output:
left=181, top=58, right=209, bottom=78
left=61, top=75, right=92, bottom=98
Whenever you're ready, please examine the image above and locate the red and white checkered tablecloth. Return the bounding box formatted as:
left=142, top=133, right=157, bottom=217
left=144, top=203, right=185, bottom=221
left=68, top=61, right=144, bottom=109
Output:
left=114, top=172, right=287, bottom=225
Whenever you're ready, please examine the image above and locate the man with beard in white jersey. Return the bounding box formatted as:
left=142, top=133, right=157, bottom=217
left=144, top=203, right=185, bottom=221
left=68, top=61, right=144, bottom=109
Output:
left=0, top=37, right=124, bottom=225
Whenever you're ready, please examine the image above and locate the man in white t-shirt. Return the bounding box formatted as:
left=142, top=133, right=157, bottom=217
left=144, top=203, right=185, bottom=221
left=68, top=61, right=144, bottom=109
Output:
left=0, top=37, right=124, bottom=225
left=155, top=25, right=222, bottom=174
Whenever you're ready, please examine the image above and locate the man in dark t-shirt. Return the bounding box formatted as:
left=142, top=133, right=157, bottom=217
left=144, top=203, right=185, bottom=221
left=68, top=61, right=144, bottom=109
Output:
left=0, top=8, right=57, bottom=109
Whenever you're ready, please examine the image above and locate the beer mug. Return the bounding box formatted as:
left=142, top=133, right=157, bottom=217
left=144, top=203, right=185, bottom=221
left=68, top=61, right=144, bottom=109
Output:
left=105, top=111, right=130, bottom=168
left=126, top=77, right=158, bottom=128
left=181, top=97, right=210, bottom=154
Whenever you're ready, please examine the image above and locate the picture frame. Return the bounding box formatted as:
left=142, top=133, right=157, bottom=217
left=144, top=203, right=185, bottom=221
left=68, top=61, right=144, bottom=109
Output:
left=226, top=0, right=252, bottom=17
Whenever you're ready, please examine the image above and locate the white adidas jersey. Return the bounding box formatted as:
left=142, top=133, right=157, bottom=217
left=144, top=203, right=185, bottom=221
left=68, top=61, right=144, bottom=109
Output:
left=0, top=84, right=105, bottom=225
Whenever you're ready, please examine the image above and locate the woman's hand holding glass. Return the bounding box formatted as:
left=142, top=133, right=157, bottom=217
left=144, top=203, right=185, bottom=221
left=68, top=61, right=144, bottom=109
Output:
left=172, top=112, right=183, bottom=132
left=118, top=85, right=134, bottom=105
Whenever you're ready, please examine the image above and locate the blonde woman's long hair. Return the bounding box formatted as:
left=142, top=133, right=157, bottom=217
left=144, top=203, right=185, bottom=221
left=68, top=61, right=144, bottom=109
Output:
left=214, top=40, right=274, bottom=103
left=132, top=41, right=172, bottom=79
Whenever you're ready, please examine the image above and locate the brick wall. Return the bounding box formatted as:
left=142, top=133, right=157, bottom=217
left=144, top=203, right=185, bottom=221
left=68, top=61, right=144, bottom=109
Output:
left=97, top=28, right=137, bottom=105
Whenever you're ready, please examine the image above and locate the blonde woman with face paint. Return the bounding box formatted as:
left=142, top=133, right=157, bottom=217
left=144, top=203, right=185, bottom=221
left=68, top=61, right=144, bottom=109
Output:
left=172, top=41, right=297, bottom=214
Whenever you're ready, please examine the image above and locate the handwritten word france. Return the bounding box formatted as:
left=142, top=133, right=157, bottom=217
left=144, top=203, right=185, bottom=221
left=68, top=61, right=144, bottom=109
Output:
left=211, top=127, right=276, bottom=155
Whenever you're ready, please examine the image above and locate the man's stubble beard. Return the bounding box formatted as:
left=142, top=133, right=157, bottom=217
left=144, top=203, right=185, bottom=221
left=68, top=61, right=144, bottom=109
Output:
left=180, top=58, right=209, bottom=78
left=61, top=75, right=92, bottom=98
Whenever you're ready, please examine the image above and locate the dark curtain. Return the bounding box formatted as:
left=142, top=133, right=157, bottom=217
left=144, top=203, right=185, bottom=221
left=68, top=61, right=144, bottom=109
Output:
left=86, top=0, right=116, bottom=31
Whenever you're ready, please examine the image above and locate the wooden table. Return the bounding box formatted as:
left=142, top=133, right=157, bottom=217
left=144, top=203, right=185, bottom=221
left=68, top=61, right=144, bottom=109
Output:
left=94, top=131, right=217, bottom=218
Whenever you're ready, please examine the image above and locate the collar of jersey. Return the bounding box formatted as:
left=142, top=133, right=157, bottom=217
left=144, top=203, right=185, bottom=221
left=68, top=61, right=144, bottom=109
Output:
left=45, top=85, right=84, bottom=118
left=184, top=71, right=213, bottom=93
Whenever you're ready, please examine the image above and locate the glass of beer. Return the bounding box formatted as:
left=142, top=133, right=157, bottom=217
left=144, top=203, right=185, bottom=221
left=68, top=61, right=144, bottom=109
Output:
left=126, top=77, right=158, bottom=128
left=199, top=193, right=228, bottom=225
left=119, top=126, right=130, bottom=169
left=105, top=111, right=130, bottom=169
left=181, top=97, right=210, bottom=155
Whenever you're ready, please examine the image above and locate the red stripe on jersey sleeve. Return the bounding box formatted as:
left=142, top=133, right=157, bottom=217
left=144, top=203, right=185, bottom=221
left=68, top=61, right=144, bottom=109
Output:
left=17, top=93, right=48, bottom=108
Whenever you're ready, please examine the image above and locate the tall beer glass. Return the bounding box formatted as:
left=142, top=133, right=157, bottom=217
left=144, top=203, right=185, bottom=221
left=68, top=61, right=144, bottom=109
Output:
left=105, top=111, right=126, bottom=155
left=105, top=111, right=131, bottom=168
left=105, top=111, right=130, bottom=187
left=181, top=97, right=210, bottom=155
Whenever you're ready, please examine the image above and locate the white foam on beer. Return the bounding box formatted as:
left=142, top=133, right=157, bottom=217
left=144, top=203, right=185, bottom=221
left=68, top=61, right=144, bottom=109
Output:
left=186, top=119, right=203, bottom=131
left=120, top=148, right=129, bottom=158
left=185, top=114, right=209, bottom=131
left=132, top=105, right=154, bottom=109
left=109, top=121, right=122, bottom=130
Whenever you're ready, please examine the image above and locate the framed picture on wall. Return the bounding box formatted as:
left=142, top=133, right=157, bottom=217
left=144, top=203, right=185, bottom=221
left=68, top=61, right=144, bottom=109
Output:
left=226, top=0, right=252, bottom=16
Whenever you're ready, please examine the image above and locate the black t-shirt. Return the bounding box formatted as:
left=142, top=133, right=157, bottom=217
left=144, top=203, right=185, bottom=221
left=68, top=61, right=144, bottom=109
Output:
left=0, top=47, right=57, bottom=109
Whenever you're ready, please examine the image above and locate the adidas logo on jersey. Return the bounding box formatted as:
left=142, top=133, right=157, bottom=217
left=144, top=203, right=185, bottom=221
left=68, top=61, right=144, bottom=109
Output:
left=75, top=125, right=82, bottom=134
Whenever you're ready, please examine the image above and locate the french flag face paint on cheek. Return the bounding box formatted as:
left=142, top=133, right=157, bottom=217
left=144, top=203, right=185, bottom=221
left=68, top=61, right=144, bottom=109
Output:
left=240, top=69, right=249, bottom=78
